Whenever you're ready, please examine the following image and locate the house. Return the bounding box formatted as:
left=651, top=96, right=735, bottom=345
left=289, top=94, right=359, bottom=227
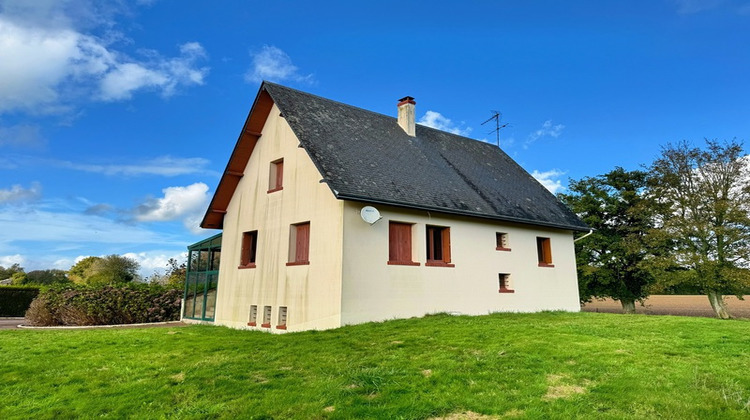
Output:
left=182, top=82, right=589, bottom=332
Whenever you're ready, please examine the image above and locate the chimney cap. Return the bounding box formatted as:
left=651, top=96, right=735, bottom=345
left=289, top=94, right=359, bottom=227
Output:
left=398, top=96, right=416, bottom=105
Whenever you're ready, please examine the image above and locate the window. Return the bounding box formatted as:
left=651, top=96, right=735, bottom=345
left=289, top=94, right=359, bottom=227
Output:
left=388, top=222, right=419, bottom=265
left=239, top=231, right=257, bottom=268
left=426, top=225, right=454, bottom=267
left=277, top=306, right=288, bottom=330
left=499, top=273, right=514, bottom=293
left=496, top=232, right=510, bottom=251
left=262, top=305, right=272, bottom=328
left=248, top=305, right=258, bottom=326
left=287, top=222, right=310, bottom=265
left=268, top=158, right=284, bottom=193
left=537, top=237, right=554, bottom=267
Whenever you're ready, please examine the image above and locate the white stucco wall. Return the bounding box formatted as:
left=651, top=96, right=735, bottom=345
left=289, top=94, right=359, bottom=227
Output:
left=213, top=104, right=344, bottom=332
left=340, top=201, right=580, bottom=325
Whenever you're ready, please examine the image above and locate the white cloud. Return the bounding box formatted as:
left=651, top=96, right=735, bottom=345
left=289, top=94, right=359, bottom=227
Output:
left=418, top=111, right=472, bottom=136
left=526, top=120, right=565, bottom=148
left=123, top=250, right=188, bottom=277
left=0, top=254, right=24, bottom=268
left=531, top=169, right=566, bottom=194
left=0, top=2, right=209, bottom=115
left=58, top=155, right=217, bottom=177
left=0, top=124, right=45, bottom=148
left=133, top=182, right=210, bottom=233
left=245, top=45, right=312, bottom=84
left=0, top=182, right=41, bottom=203
left=98, top=42, right=208, bottom=101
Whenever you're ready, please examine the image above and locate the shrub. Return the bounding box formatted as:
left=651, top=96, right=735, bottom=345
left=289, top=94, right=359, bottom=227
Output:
left=0, top=286, right=41, bottom=317
left=25, top=283, right=182, bottom=326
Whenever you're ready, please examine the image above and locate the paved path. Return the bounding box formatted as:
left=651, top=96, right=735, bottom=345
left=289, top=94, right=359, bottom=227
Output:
left=0, top=318, right=23, bottom=329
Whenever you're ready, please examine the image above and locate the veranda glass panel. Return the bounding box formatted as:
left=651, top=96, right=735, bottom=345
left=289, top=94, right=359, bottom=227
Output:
left=194, top=273, right=207, bottom=319
left=204, top=273, right=218, bottom=320
left=183, top=272, right=197, bottom=318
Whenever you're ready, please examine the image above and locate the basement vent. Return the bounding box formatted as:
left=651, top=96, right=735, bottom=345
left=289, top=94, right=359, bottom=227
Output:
left=248, top=305, right=258, bottom=326
left=277, top=306, right=288, bottom=330
left=262, top=305, right=272, bottom=328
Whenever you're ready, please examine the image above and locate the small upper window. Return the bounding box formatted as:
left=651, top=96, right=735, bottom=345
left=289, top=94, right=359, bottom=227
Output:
left=499, top=273, right=514, bottom=293
left=239, top=231, right=257, bottom=268
left=287, top=222, right=310, bottom=265
left=496, top=232, right=510, bottom=251
left=426, top=225, right=454, bottom=267
left=388, top=222, right=419, bottom=265
left=537, top=237, right=554, bottom=267
left=268, top=158, right=284, bottom=193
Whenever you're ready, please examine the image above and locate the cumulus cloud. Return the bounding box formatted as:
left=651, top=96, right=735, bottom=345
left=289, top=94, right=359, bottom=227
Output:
left=0, top=182, right=41, bottom=203
left=531, top=169, right=565, bottom=194
left=0, top=254, right=24, bottom=268
left=526, top=120, right=565, bottom=148
left=133, top=182, right=210, bottom=233
left=245, top=45, right=312, bottom=84
left=123, top=250, right=188, bottom=277
left=418, top=111, right=472, bottom=136
left=58, top=155, right=217, bottom=177
left=0, top=1, right=209, bottom=115
left=0, top=124, right=45, bottom=148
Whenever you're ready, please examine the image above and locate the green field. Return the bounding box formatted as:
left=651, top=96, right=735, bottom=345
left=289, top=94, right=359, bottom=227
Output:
left=1, top=312, right=749, bottom=419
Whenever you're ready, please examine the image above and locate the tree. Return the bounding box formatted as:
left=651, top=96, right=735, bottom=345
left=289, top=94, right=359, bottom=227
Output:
left=68, top=255, right=140, bottom=286
left=68, top=257, right=101, bottom=284
left=25, top=269, right=70, bottom=286
left=163, top=258, right=187, bottom=290
left=560, top=168, right=659, bottom=313
left=0, top=263, right=24, bottom=281
left=646, top=139, right=750, bottom=319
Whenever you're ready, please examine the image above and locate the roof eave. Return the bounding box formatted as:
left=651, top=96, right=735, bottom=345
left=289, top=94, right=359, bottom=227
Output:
left=335, top=193, right=590, bottom=233
left=200, top=83, right=276, bottom=229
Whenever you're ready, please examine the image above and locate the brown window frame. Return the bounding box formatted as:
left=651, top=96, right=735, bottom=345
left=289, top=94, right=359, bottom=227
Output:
left=496, top=232, right=511, bottom=251
left=388, top=221, right=419, bottom=266
left=239, top=230, right=258, bottom=268
left=287, top=222, right=310, bottom=266
left=425, top=225, right=454, bottom=267
left=537, top=237, right=554, bottom=267
left=267, top=158, right=284, bottom=193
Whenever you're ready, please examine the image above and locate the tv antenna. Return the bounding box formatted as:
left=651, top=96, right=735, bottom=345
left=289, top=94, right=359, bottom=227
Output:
left=481, top=111, right=510, bottom=147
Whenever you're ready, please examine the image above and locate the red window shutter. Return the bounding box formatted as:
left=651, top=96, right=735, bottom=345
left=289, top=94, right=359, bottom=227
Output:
left=389, top=222, right=412, bottom=263
left=276, top=160, right=284, bottom=189
left=442, top=228, right=451, bottom=263
left=241, top=232, right=251, bottom=266
left=295, top=223, right=309, bottom=262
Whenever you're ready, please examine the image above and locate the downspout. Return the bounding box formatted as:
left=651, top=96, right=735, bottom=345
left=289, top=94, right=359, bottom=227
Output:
left=574, top=229, right=594, bottom=242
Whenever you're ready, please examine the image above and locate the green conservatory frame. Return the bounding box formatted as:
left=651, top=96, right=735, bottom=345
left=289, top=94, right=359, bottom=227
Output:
left=183, top=233, right=222, bottom=321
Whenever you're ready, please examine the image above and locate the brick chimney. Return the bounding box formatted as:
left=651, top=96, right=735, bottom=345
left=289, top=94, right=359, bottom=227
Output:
left=397, top=96, right=416, bottom=136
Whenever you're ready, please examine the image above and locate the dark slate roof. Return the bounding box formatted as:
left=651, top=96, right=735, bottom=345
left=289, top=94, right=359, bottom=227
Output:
left=262, top=82, right=588, bottom=232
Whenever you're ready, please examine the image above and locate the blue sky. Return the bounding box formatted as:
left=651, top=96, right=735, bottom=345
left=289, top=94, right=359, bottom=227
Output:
left=1, top=0, right=749, bottom=276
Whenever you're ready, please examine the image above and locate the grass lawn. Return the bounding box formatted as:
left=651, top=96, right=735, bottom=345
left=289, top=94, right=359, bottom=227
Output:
left=1, top=312, right=749, bottom=419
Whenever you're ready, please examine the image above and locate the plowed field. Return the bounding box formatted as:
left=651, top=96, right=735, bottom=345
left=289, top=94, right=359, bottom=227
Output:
left=581, top=295, right=750, bottom=318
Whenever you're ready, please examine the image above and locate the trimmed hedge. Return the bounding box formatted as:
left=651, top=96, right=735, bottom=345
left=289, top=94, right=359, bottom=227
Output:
left=0, top=286, right=41, bottom=317
left=25, top=283, right=182, bottom=326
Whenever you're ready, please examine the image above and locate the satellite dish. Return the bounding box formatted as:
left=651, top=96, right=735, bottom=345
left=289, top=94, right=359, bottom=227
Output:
left=360, top=206, right=382, bottom=225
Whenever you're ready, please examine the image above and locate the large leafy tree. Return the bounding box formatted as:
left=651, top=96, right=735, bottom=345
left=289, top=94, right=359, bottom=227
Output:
left=646, top=139, right=750, bottom=319
left=560, top=168, right=659, bottom=313
left=68, top=255, right=140, bottom=286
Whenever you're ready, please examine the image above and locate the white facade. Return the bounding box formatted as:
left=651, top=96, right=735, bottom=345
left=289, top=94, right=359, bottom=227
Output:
left=195, top=103, right=581, bottom=333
